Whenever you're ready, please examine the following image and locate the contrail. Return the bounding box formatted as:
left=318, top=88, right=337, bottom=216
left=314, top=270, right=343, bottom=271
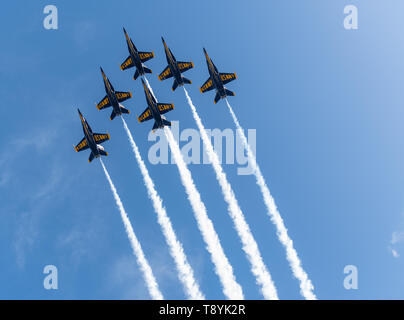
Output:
left=143, top=76, right=155, bottom=97
left=99, top=158, right=163, bottom=300
left=164, top=126, right=244, bottom=300
left=183, top=88, right=278, bottom=300
left=224, top=99, right=316, bottom=300
left=120, top=117, right=205, bottom=300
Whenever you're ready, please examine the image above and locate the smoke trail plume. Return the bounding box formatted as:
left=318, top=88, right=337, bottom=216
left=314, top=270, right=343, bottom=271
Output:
left=163, top=126, right=244, bottom=300
left=183, top=88, right=278, bottom=300
left=225, top=99, right=316, bottom=300
left=121, top=117, right=204, bottom=300
left=143, top=76, right=156, bottom=97
left=99, top=159, right=163, bottom=300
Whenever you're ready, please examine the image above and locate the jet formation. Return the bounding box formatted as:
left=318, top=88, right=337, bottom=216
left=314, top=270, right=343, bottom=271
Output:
left=74, top=28, right=237, bottom=161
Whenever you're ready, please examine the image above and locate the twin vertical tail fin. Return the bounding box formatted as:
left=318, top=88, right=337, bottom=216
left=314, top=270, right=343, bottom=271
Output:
left=172, top=77, right=191, bottom=91
left=152, top=119, right=171, bottom=132
left=214, top=89, right=235, bottom=104
left=143, top=67, right=152, bottom=74
left=110, top=106, right=129, bottom=120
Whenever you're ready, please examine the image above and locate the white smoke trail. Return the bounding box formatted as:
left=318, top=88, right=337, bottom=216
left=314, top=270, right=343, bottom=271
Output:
left=120, top=117, right=204, bottom=300
left=225, top=99, right=316, bottom=300
left=164, top=126, right=244, bottom=300
left=99, top=159, right=163, bottom=300
left=143, top=76, right=156, bottom=97
left=183, top=88, right=278, bottom=300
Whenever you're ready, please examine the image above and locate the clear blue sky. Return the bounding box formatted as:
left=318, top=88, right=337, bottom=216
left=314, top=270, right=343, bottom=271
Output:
left=1, top=0, right=404, bottom=299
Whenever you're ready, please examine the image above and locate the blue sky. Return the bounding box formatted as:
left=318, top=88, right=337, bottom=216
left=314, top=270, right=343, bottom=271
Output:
left=1, top=0, right=404, bottom=299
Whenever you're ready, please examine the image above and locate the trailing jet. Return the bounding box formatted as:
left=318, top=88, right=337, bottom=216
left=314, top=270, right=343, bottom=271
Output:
left=74, top=109, right=110, bottom=163
left=158, top=37, right=194, bottom=91
left=137, top=78, right=174, bottom=132
left=200, top=48, right=237, bottom=104
left=120, top=27, right=154, bottom=80
left=96, top=67, right=132, bottom=120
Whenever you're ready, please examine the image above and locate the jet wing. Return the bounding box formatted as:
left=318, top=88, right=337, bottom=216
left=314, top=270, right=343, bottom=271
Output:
left=115, top=91, right=132, bottom=103
left=138, top=107, right=153, bottom=123
left=74, top=137, right=89, bottom=152
left=157, top=103, right=174, bottom=115
left=138, top=51, right=154, bottom=62
left=121, top=56, right=134, bottom=71
left=200, top=78, right=214, bottom=93
left=158, top=66, right=173, bottom=81
left=97, top=95, right=111, bottom=110
left=93, top=133, right=110, bottom=144
left=220, top=73, right=237, bottom=85
left=177, top=61, right=194, bottom=73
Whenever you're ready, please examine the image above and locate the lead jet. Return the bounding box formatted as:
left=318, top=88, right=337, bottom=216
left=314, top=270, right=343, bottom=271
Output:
left=137, top=78, right=174, bottom=132
left=158, top=37, right=194, bottom=91
left=74, top=109, right=110, bottom=163
left=200, top=48, right=237, bottom=104
left=120, top=28, right=154, bottom=80
left=96, top=67, right=132, bottom=120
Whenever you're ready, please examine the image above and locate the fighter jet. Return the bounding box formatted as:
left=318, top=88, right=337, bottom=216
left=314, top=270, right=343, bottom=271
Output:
left=158, top=37, right=194, bottom=91
left=74, top=109, right=110, bottom=163
left=200, top=48, right=237, bottom=104
left=120, top=28, right=154, bottom=80
left=137, top=78, right=174, bottom=132
left=96, top=67, right=132, bottom=121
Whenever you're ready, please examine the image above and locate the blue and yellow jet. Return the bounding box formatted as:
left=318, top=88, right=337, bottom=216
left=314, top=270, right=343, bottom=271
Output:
left=158, top=37, right=194, bottom=91
left=74, top=109, right=110, bottom=163
left=120, top=27, right=154, bottom=80
left=200, top=48, right=237, bottom=104
left=137, top=78, right=174, bottom=132
left=96, top=67, right=132, bottom=120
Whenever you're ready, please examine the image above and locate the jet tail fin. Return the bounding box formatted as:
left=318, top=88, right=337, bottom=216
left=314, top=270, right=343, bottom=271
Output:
left=182, top=76, right=192, bottom=85
left=120, top=106, right=130, bottom=114
left=162, top=119, right=171, bottom=127
left=172, top=79, right=179, bottom=91
left=110, top=110, right=117, bottom=121
left=143, top=67, right=152, bottom=74
left=214, top=92, right=221, bottom=104
left=98, top=149, right=108, bottom=156
left=133, top=70, right=140, bottom=80
left=225, top=89, right=235, bottom=97
left=88, top=152, right=95, bottom=163
left=152, top=121, right=159, bottom=132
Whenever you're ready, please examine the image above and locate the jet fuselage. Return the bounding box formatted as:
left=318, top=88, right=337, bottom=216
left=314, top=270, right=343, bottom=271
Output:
left=79, top=112, right=101, bottom=158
